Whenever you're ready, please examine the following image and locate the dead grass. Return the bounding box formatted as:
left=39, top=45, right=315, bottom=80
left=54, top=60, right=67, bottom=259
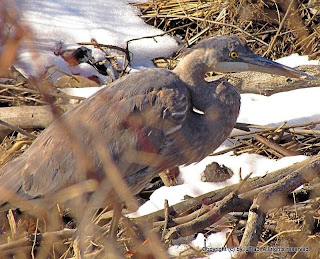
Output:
left=133, top=0, right=320, bottom=67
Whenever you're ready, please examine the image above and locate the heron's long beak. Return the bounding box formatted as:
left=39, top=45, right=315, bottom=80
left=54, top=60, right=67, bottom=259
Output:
left=242, top=54, right=317, bottom=80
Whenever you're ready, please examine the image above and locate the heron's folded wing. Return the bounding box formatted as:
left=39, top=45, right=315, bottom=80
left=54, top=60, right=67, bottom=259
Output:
left=0, top=69, right=191, bottom=201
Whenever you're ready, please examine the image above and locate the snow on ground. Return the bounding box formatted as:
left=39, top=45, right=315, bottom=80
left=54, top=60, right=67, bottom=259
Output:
left=276, top=53, right=320, bottom=67
left=168, top=231, right=234, bottom=258
left=239, top=87, right=320, bottom=127
left=14, top=0, right=179, bottom=82
left=133, top=153, right=309, bottom=217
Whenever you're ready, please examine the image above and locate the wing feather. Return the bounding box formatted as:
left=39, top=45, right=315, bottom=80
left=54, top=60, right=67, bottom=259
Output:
left=0, top=68, right=190, bottom=204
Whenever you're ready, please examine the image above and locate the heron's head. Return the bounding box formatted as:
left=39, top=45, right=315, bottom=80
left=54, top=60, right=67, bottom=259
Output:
left=191, top=36, right=316, bottom=80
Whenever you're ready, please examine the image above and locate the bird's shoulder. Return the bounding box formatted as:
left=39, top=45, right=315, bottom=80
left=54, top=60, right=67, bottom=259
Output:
left=104, top=68, right=190, bottom=100
left=74, top=68, right=191, bottom=128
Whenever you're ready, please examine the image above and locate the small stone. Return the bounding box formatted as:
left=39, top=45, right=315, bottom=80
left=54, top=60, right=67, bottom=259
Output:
left=201, top=162, right=233, bottom=182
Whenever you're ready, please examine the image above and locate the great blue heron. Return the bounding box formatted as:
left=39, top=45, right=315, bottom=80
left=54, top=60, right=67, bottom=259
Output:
left=0, top=36, right=314, bottom=213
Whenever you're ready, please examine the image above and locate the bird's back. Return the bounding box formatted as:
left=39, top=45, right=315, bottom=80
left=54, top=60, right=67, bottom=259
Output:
left=0, top=68, right=191, bottom=207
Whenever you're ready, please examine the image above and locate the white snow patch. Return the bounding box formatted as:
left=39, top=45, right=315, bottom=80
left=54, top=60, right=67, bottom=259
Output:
left=168, top=230, right=233, bottom=258
left=276, top=53, right=320, bottom=67
left=130, top=153, right=307, bottom=217
left=60, top=86, right=104, bottom=99
left=14, top=0, right=179, bottom=81
left=238, top=87, right=320, bottom=126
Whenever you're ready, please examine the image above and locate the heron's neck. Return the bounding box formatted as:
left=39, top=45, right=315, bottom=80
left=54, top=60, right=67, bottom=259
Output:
left=173, top=49, right=210, bottom=87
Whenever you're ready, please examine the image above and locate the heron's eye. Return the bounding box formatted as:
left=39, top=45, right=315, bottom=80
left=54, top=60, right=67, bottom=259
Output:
left=229, top=51, right=239, bottom=59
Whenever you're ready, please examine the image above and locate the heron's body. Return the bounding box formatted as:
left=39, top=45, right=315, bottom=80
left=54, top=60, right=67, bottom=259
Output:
left=0, top=36, right=313, bottom=208
left=0, top=68, right=239, bottom=203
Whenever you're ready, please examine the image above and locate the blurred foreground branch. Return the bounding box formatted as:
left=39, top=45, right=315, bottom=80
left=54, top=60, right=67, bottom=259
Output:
left=0, top=228, right=75, bottom=255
